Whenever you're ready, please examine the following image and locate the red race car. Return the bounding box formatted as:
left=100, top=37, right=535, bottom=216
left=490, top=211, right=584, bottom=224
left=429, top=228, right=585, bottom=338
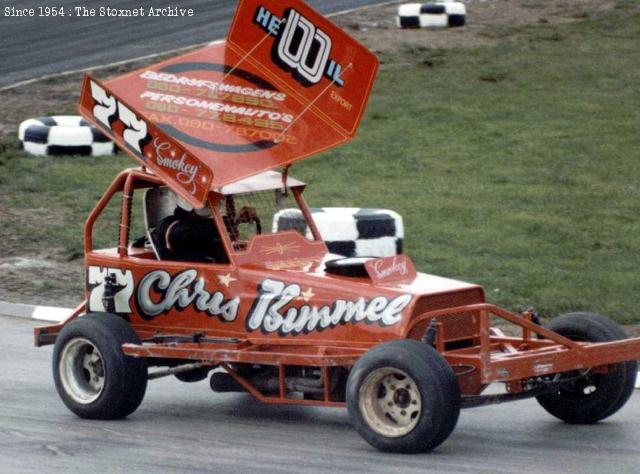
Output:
left=35, top=0, right=639, bottom=453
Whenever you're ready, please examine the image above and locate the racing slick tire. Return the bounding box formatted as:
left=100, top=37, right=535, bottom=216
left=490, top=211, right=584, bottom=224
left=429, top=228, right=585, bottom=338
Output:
left=535, top=312, right=637, bottom=424
left=52, top=312, right=147, bottom=419
left=346, top=339, right=461, bottom=453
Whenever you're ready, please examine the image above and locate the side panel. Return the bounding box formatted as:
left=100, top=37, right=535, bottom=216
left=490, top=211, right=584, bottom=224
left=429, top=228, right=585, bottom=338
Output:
left=84, top=253, right=414, bottom=345
left=228, top=0, right=379, bottom=136
left=407, top=289, right=487, bottom=343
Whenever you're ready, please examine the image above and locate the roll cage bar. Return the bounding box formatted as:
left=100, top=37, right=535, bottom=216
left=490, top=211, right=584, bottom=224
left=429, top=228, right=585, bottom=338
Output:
left=84, top=167, right=324, bottom=262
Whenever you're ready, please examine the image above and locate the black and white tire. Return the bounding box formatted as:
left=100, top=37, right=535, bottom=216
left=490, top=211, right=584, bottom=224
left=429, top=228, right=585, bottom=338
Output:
left=53, top=312, right=147, bottom=419
left=347, top=339, right=461, bottom=453
left=274, top=207, right=404, bottom=258
left=18, top=116, right=114, bottom=156
left=397, top=2, right=466, bottom=29
left=536, top=312, right=638, bottom=424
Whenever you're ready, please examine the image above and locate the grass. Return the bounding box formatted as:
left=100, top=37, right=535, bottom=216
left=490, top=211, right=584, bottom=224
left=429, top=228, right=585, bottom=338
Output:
left=1, top=5, right=639, bottom=322
left=300, top=6, right=640, bottom=323
left=0, top=140, right=134, bottom=257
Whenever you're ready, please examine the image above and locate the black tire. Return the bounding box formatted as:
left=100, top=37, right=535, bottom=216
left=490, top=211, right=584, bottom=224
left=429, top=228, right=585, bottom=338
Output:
left=53, top=313, right=147, bottom=419
left=346, top=339, right=461, bottom=453
left=325, top=257, right=375, bottom=277
left=536, top=312, right=637, bottom=424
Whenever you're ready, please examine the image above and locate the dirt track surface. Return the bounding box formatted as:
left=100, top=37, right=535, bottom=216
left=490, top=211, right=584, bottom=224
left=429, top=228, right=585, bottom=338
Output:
left=3, top=317, right=640, bottom=473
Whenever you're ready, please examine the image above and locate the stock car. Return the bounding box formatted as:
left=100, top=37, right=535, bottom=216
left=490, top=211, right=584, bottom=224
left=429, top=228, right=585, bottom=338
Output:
left=34, top=0, right=640, bottom=453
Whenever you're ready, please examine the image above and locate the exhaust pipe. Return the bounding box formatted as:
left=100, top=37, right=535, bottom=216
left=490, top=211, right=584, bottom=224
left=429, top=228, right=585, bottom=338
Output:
left=210, top=372, right=328, bottom=395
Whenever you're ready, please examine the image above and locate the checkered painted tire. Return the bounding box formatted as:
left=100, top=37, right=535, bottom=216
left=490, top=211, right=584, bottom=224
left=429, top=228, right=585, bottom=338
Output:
left=397, top=2, right=466, bottom=29
left=18, top=116, right=115, bottom=156
left=274, top=207, right=404, bottom=258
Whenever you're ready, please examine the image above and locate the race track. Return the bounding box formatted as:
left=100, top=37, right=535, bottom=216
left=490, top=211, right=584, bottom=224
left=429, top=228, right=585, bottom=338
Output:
left=3, top=316, right=640, bottom=473
left=0, top=0, right=388, bottom=88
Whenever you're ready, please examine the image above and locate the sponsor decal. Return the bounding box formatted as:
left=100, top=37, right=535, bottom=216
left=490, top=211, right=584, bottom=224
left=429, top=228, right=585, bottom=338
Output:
left=330, top=90, right=353, bottom=111
left=139, top=91, right=293, bottom=124
left=371, top=257, right=408, bottom=280
left=246, top=278, right=411, bottom=336
left=136, top=269, right=240, bottom=322
left=159, top=62, right=280, bottom=93
left=139, top=63, right=283, bottom=153
left=259, top=242, right=301, bottom=256
left=90, top=268, right=409, bottom=336
left=140, top=70, right=287, bottom=102
left=265, top=256, right=323, bottom=271
left=151, top=138, right=200, bottom=194
left=87, top=266, right=134, bottom=314
left=254, top=5, right=345, bottom=87
left=365, top=255, right=417, bottom=284
left=88, top=79, right=210, bottom=197
left=90, top=80, right=151, bottom=154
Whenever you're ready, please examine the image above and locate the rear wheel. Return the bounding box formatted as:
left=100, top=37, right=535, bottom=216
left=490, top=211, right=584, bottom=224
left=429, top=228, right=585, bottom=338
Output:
left=536, top=312, right=637, bottom=424
left=53, top=313, right=147, bottom=419
left=346, top=339, right=460, bottom=453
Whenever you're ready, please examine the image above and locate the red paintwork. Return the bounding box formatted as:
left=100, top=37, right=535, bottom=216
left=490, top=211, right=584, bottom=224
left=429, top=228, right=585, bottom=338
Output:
left=365, top=255, right=417, bottom=284
left=34, top=0, right=640, bottom=409
left=83, top=189, right=484, bottom=346
left=78, top=0, right=378, bottom=208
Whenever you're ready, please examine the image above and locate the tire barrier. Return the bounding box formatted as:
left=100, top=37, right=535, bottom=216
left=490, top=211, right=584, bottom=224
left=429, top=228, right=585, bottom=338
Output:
left=274, top=207, right=404, bottom=258
left=18, top=116, right=115, bottom=156
left=397, top=2, right=467, bottom=29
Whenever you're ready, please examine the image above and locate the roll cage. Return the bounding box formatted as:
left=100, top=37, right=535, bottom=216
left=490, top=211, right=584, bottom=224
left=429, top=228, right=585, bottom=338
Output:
left=84, top=167, right=323, bottom=264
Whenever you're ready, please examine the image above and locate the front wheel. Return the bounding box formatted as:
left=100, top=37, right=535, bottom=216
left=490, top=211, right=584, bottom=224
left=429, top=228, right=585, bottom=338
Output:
left=53, top=313, right=148, bottom=419
left=536, top=312, right=637, bottom=424
left=346, top=339, right=461, bottom=453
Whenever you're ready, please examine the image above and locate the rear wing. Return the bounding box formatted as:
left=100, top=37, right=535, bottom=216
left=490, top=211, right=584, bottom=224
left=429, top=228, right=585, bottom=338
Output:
left=78, top=0, right=379, bottom=208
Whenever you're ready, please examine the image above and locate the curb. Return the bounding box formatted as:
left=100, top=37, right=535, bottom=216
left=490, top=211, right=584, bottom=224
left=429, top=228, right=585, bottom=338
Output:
left=0, top=301, right=70, bottom=323
left=1, top=300, right=638, bottom=389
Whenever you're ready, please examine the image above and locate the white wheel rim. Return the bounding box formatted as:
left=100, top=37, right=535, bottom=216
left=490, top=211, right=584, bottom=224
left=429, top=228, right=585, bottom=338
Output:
left=359, top=368, right=422, bottom=437
left=59, top=337, right=105, bottom=404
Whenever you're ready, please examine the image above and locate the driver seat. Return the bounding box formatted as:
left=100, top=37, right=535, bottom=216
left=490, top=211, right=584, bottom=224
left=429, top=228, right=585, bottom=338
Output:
left=143, top=187, right=177, bottom=260
left=143, top=187, right=228, bottom=263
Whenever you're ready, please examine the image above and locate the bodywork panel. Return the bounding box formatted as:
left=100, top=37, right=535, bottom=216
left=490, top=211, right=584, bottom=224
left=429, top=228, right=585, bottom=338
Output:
left=83, top=244, right=484, bottom=345
left=78, top=0, right=378, bottom=208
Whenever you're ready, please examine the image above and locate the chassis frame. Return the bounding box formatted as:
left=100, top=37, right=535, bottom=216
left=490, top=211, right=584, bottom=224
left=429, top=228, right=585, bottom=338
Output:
left=32, top=0, right=640, bottom=453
